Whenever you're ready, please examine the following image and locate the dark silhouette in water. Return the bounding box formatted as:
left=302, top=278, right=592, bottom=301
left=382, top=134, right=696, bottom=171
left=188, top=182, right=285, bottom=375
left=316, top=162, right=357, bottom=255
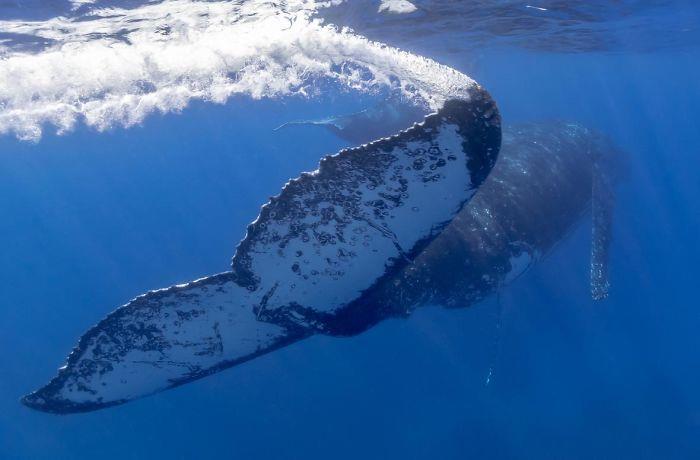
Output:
left=274, top=99, right=427, bottom=145
left=21, top=93, right=618, bottom=415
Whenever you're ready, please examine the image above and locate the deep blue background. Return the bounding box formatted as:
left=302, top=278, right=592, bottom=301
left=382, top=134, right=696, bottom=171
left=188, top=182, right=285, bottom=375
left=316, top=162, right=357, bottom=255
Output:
left=1, top=16, right=700, bottom=460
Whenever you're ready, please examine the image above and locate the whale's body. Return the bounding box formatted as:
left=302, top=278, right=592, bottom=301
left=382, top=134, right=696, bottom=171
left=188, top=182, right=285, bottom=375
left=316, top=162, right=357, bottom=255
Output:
left=360, top=121, right=615, bottom=323
left=22, top=94, right=616, bottom=414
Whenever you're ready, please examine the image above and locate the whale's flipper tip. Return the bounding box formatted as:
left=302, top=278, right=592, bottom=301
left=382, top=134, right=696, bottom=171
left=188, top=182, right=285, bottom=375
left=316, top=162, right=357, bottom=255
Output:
left=22, top=273, right=308, bottom=414
left=20, top=391, right=119, bottom=415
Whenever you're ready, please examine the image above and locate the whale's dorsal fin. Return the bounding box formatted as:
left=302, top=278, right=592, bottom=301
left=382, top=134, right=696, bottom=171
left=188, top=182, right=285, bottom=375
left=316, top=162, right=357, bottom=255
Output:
left=590, top=155, right=614, bottom=300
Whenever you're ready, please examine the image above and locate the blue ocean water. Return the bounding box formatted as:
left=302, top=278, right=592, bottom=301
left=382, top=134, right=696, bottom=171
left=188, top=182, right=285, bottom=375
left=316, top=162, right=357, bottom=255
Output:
left=1, top=1, right=699, bottom=459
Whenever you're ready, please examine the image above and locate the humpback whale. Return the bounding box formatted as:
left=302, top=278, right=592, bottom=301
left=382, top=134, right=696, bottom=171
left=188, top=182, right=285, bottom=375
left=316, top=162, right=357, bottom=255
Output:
left=20, top=94, right=616, bottom=415
left=22, top=86, right=501, bottom=413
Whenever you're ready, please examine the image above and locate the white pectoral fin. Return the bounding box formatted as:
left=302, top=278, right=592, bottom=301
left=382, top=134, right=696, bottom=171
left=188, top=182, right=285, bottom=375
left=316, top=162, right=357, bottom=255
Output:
left=21, top=273, right=308, bottom=414
left=23, top=89, right=501, bottom=413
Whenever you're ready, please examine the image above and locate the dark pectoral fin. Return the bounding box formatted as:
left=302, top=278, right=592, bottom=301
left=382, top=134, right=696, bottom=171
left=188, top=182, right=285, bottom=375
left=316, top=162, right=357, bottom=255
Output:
left=590, top=159, right=614, bottom=300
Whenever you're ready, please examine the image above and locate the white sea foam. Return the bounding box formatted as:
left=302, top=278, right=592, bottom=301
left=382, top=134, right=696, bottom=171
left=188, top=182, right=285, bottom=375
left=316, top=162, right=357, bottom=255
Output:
left=0, top=0, right=473, bottom=141
left=378, top=0, right=418, bottom=14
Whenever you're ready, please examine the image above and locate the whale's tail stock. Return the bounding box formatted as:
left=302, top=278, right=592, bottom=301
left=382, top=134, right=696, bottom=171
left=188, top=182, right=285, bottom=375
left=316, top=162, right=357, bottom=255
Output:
left=22, top=88, right=502, bottom=413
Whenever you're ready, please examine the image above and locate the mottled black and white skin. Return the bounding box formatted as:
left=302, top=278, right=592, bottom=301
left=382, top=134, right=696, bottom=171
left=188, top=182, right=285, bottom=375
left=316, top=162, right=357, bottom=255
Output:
left=21, top=94, right=618, bottom=415
left=22, top=86, right=502, bottom=414
left=357, top=121, right=617, bottom=328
